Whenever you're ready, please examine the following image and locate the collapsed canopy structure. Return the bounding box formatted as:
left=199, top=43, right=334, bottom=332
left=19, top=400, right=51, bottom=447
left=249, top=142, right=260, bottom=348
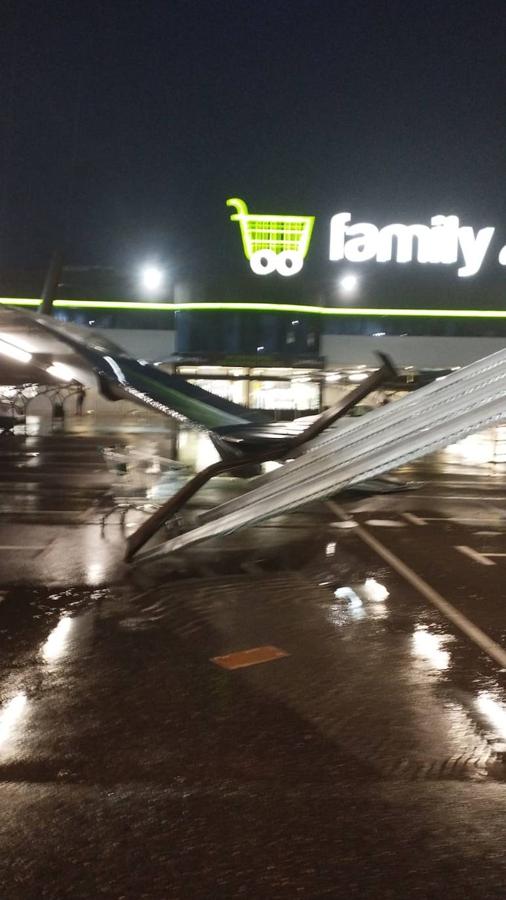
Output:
left=134, top=348, right=506, bottom=562
left=3, top=305, right=506, bottom=565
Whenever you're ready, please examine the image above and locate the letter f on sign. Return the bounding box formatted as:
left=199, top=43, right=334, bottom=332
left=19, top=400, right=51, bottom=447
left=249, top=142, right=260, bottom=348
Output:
left=329, top=213, right=351, bottom=260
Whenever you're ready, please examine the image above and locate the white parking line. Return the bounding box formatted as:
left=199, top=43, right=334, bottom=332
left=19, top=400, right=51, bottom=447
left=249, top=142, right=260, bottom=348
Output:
left=455, top=545, right=496, bottom=566
left=0, top=509, right=86, bottom=514
left=366, top=514, right=505, bottom=526
left=402, top=512, right=427, bottom=526
left=409, top=495, right=506, bottom=501
left=326, top=500, right=506, bottom=670
left=364, top=519, right=406, bottom=527
left=0, top=545, right=46, bottom=551
left=357, top=513, right=504, bottom=526
left=423, top=517, right=504, bottom=525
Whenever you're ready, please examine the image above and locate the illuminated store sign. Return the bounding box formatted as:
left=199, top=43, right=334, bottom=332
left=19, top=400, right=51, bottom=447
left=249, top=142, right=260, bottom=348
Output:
left=227, top=198, right=314, bottom=276
left=228, top=198, right=504, bottom=278
left=330, top=213, right=497, bottom=277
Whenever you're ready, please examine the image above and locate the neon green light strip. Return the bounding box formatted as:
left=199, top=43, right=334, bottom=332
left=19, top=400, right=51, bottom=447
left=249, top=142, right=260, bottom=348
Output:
left=0, top=298, right=39, bottom=306
left=1, top=297, right=506, bottom=319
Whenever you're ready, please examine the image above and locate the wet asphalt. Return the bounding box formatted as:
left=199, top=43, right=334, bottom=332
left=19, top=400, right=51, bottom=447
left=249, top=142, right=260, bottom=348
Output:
left=0, top=418, right=506, bottom=898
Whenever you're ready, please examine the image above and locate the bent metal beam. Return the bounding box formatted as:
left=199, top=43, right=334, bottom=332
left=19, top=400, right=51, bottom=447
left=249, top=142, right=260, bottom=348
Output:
left=134, top=347, right=506, bottom=563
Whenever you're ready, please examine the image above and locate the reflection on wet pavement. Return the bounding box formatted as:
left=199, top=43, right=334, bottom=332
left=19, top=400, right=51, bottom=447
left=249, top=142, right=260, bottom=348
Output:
left=1, top=417, right=506, bottom=895
left=412, top=626, right=452, bottom=671
left=476, top=690, right=506, bottom=743
left=40, top=615, right=74, bottom=662
left=363, top=576, right=389, bottom=603
left=1, top=565, right=504, bottom=793
left=0, top=692, right=28, bottom=750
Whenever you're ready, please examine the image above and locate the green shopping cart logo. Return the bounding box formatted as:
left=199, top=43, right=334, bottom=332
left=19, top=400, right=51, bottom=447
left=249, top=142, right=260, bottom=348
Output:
left=227, top=197, right=315, bottom=277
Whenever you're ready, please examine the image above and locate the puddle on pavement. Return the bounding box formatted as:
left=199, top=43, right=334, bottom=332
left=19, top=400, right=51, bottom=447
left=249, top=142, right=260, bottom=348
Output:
left=0, top=577, right=505, bottom=783
left=0, top=587, right=111, bottom=763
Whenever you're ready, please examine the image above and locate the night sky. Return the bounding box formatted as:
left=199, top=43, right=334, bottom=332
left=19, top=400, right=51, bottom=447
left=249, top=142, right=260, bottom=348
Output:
left=1, top=0, right=505, bottom=305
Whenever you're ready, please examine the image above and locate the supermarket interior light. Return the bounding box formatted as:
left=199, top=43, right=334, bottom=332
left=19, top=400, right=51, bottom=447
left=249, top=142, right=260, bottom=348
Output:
left=348, top=372, right=369, bottom=382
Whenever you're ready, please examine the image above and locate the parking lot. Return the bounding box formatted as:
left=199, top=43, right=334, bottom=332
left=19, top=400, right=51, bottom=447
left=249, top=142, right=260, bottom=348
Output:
left=0, top=419, right=506, bottom=898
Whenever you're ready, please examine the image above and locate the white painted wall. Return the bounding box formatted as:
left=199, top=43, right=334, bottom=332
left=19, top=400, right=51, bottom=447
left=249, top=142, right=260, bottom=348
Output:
left=97, top=328, right=506, bottom=371
left=321, top=335, right=506, bottom=369
left=98, top=328, right=176, bottom=361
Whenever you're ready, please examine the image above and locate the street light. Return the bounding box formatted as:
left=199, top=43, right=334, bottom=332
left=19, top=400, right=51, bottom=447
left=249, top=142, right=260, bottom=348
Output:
left=139, top=263, right=165, bottom=295
left=338, top=273, right=360, bottom=297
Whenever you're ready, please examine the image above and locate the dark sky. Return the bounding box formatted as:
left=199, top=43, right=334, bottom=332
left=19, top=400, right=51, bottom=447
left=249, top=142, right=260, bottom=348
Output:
left=1, top=0, right=505, bottom=304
